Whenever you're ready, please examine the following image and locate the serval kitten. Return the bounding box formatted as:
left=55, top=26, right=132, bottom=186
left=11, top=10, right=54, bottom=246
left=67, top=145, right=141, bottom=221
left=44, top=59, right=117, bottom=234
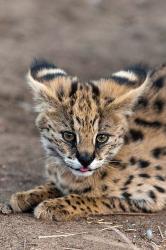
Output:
left=10, top=60, right=166, bottom=221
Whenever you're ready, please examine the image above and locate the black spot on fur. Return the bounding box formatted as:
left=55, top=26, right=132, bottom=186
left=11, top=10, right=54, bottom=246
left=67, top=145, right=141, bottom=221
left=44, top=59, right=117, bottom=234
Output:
left=75, top=116, right=81, bottom=124
left=151, top=147, right=166, bottom=159
left=120, top=187, right=128, bottom=191
left=102, top=201, right=112, bottom=209
left=113, top=178, right=120, bottom=183
left=153, top=99, right=164, bottom=113
left=153, top=77, right=165, bottom=89
left=80, top=199, right=85, bottom=205
left=119, top=202, right=126, bottom=212
left=124, top=175, right=134, bottom=186
left=129, top=157, right=137, bottom=165
left=111, top=160, right=122, bottom=166
left=65, top=199, right=71, bottom=205
left=87, top=206, right=92, bottom=212
left=139, top=173, right=150, bottom=178
left=141, top=207, right=151, bottom=213
left=136, top=97, right=148, bottom=109
left=76, top=201, right=81, bottom=205
left=72, top=205, right=77, bottom=210
left=124, top=135, right=129, bottom=144
left=135, top=118, right=162, bottom=128
left=100, top=171, right=108, bottom=180
left=111, top=159, right=127, bottom=170
left=129, top=129, right=144, bottom=141
left=155, top=165, right=162, bottom=170
left=82, top=186, right=92, bottom=193
left=101, top=185, right=108, bottom=192
left=154, top=185, right=165, bottom=193
left=137, top=183, right=143, bottom=187
left=149, top=190, right=156, bottom=201
left=122, top=192, right=131, bottom=199
left=155, top=175, right=165, bottom=182
left=138, top=160, right=150, bottom=168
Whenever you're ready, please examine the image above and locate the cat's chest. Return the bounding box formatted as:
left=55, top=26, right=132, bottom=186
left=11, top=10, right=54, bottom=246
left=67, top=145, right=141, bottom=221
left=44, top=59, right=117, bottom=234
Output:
left=55, top=172, right=71, bottom=195
left=46, top=163, right=103, bottom=196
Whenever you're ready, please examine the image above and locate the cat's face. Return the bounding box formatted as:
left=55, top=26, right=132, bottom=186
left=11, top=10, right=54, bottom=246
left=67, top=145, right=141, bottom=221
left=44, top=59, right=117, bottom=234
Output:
left=27, top=60, right=150, bottom=177
left=36, top=83, right=128, bottom=177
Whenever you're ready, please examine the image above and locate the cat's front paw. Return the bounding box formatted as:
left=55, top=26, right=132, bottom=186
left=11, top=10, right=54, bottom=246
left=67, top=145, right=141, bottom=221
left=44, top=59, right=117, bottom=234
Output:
left=10, top=191, right=40, bottom=212
left=34, top=199, right=70, bottom=221
left=0, top=203, right=13, bottom=214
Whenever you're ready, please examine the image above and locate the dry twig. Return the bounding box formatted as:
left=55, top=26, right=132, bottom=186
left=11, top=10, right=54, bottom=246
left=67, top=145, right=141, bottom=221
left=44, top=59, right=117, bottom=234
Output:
left=158, top=226, right=164, bottom=240
left=38, top=232, right=87, bottom=239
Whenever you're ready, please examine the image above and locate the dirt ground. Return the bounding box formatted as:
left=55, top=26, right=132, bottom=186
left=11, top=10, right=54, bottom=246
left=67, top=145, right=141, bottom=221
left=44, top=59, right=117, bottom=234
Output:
left=0, top=0, right=166, bottom=249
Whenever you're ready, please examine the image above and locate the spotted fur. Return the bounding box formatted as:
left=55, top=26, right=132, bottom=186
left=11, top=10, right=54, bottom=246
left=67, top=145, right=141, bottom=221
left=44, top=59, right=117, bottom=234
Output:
left=10, top=60, right=166, bottom=221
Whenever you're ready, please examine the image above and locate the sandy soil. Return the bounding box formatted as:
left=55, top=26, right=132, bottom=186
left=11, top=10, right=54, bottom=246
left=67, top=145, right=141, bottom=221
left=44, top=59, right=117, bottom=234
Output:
left=0, top=0, right=166, bottom=249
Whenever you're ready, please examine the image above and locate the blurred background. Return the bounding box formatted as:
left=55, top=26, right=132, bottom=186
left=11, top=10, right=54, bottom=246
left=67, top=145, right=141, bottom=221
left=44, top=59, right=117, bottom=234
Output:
left=1, top=0, right=166, bottom=200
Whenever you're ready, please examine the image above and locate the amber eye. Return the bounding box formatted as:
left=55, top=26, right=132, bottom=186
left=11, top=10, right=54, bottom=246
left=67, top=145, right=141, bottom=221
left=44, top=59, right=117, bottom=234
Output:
left=96, top=134, right=109, bottom=144
left=62, top=131, right=76, bottom=143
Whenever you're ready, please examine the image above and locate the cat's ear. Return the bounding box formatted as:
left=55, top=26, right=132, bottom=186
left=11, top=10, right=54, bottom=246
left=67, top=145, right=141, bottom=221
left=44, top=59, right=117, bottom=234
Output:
left=109, top=64, right=166, bottom=115
left=26, top=59, right=67, bottom=93
left=108, top=75, right=151, bottom=115
left=26, top=59, right=68, bottom=111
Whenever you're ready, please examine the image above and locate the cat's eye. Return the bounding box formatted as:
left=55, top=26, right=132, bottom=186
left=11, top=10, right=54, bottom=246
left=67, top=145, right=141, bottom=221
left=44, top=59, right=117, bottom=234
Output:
left=62, top=131, right=76, bottom=143
left=96, top=134, right=109, bottom=144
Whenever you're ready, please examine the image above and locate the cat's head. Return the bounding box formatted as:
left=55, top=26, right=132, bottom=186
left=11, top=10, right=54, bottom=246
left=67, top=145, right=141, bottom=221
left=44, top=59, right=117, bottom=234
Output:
left=27, top=59, right=156, bottom=177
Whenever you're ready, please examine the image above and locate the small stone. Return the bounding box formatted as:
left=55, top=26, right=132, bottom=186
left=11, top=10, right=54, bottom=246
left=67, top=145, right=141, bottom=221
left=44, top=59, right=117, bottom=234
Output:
left=146, top=228, right=153, bottom=240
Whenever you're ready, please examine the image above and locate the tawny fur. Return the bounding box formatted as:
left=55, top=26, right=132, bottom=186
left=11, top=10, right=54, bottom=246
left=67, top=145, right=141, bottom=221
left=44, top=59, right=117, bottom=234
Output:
left=10, top=60, right=166, bottom=221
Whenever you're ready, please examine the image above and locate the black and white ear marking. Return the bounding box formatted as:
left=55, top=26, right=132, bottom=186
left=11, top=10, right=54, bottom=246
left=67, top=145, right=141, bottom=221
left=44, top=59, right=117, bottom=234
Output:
left=30, top=59, right=67, bottom=82
left=26, top=59, right=67, bottom=93
left=111, top=64, right=149, bottom=85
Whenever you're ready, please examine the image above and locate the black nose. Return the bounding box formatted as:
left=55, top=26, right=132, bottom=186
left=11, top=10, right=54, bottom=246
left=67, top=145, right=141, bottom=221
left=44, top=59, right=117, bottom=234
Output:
left=76, top=151, right=95, bottom=167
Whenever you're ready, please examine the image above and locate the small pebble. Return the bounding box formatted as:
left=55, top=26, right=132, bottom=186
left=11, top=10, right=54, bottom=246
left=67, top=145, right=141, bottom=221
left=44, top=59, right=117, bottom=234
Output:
left=146, top=228, right=153, bottom=240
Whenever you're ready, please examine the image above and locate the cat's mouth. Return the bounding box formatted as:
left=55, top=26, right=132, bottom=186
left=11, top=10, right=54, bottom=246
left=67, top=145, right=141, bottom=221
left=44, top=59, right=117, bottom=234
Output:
left=66, top=164, right=100, bottom=177
left=68, top=165, right=93, bottom=172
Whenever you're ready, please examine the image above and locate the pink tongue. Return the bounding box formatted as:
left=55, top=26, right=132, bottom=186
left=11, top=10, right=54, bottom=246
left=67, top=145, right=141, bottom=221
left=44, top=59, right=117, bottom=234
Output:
left=80, top=167, right=89, bottom=172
